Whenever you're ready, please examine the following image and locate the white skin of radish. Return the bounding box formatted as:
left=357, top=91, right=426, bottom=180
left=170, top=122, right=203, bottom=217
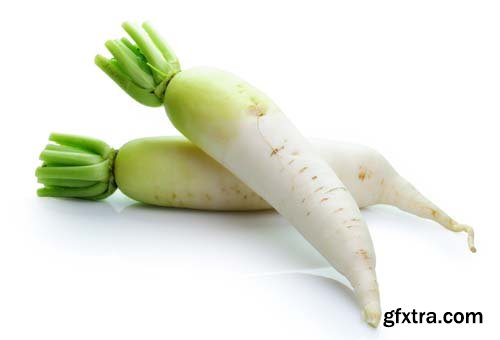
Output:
left=164, top=67, right=381, bottom=325
left=96, top=19, right=475, bottom=325
left=116, top=136, right=475, bottom=255
left=223, top=110, right=380, bottom=325
left=318, top=140, right=475, bottom=252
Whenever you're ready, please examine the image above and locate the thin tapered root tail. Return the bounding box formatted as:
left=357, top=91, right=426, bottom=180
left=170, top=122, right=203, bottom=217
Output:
left=362, top=302, right=381, bottom=328
left=349, top=267, right=381, bottom=327
left=35, top=133, right=117, bottom=200
left=380, top=176, right=477, bottom=253
left=432, top=221, right=476, bottom=253
left=448, top=223, right=476, bottom=253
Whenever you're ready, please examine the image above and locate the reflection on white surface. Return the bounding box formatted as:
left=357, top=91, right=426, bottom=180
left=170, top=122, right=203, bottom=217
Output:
left=32, top=193, right=332, bottom=274
left=0, top=193, right=487, bottom=340
left=10, top=194, right=380, bottom=339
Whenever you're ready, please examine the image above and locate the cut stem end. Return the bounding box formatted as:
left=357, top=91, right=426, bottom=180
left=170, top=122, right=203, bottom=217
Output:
left=35, top=133, right=117, bottom=200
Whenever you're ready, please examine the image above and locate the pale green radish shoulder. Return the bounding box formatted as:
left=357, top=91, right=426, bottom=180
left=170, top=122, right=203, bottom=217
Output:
left=116, top=136, right=267, bottom=210
left=165, top=67, right=279, bottom=149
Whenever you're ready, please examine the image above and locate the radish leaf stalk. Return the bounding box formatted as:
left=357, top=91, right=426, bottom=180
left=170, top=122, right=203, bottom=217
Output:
left=95, top=22, right=180, bottom=107
left=35, top=133, right=117, bottom=200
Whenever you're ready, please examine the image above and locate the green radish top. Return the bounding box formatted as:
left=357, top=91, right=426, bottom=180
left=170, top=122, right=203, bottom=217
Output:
left=36, top=133, right=117, bottom=200
left=96, top=22, right=279, bottom=149
left=95, top=22, right=181, bottom=107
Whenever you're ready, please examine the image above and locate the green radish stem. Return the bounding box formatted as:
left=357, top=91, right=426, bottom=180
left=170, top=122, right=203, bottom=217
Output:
left=95, top=22, right=180, bottom=107
left=40, top=150, right=103, bottom=166
left=35, top=133, right=117, bottom=200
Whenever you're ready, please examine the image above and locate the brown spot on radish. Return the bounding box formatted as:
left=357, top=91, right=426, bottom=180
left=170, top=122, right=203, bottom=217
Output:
left=314, top=186, right=324, bottom=193
left=335, top=208, right=344, bottom=213
left=243, top=195, right=248, bottom=199
left=346, top=225, right=353, bottom=229
left=326, top=187, right=347, bottom=193
left=320, top=198, right=329, bottom=202
left=306, top=211, right=311, bottom=216
left=301, top=198, right=306, bottom=203
left=312, top=176, right=318, bottom=180
left=431, top=209, right=438, bottom=218
left=380, top=178, right=385, bottom=185
left=299, top=166, right=308, bottom=173
left=351, top=218, right=361, bottom=222
left=248, top=103, right=266, bottom=116
left=358, top=166, right=372, bottom=181
left=358, top=169, right=366, bottom=181
left=356, top=249, right=369, bottom=260
left=288, top=159, right=295, bottom=165
left=270, top=145, right=285, bottom=156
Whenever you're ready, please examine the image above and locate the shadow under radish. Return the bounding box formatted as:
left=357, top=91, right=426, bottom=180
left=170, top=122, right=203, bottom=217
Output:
left=32, top=196, right=332, bottom=275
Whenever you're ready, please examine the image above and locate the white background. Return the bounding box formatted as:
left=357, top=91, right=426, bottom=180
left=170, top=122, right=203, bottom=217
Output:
left=0, top=0, right=498, bottom=339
